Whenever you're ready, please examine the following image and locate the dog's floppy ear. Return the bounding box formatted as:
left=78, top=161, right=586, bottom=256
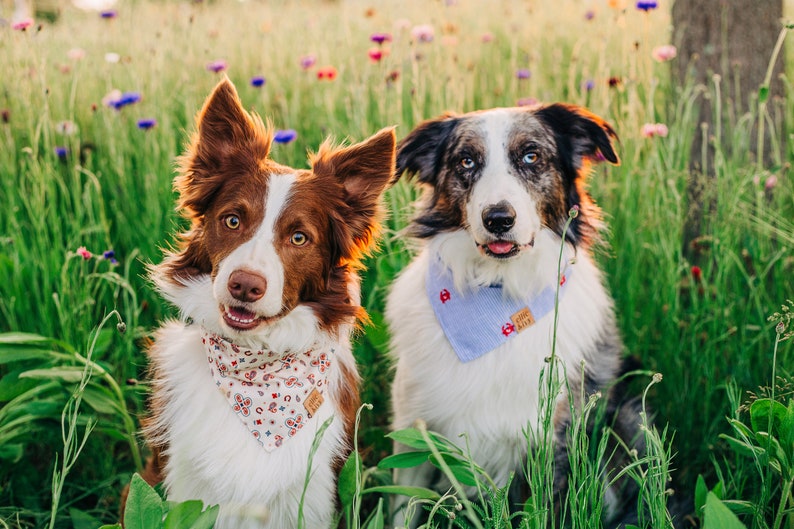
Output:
left=534, top=103, right=619, bottom=173
left=396, top=114, right=458, bottom=184
left=312, top=127, right=397, bottom=256
left=176, top=76, right=272, bottom=217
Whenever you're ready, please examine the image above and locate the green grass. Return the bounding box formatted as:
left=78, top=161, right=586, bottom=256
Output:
left=0, top=1, right=793, bottom=528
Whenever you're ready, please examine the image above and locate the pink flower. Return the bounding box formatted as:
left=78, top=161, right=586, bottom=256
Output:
left=765, top=174, right=778, bottom=190
left=300, top=55, right=316, bottom=70
left=76, top=247, right=92, bottom=260
left=652, top=45, right=677, bottom=62
left=12, top=18, right=34, bottom=30
left=517, top=97, right=539, bottom=107
left=641, top=123, right=669, bottom=138
left=481, top=32, right=494, bottom=43
left=68, top=48, right=86, bottom=61
left=206, top=60, right=227, bottom=73
left=411, top=24, right=435, bottom=43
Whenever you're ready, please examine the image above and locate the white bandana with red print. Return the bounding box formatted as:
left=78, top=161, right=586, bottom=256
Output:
left=203, top=330, right=331, bottom=452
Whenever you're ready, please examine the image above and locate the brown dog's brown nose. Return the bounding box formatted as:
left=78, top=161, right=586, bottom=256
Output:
left=228, top=270, right=267, bottom=302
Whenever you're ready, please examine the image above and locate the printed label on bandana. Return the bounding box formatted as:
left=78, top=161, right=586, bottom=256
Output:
left=510, top=307, right=535, bottom=332
left=427, top=256, right=573, bottom=363
left=203, top=331, right=332, bottom=452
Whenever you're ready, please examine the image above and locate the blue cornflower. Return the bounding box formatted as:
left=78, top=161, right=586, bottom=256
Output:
left=110, top=92, right=142, bottom=110
left=250, top=76, right=266, bottom=87
left=137, top=118, right=157, bottom=130
left=636, top=1, right=658, bottom=11
left=273, top=129, right=297, bottom=144
left=54, top=146, right=68, bottom=159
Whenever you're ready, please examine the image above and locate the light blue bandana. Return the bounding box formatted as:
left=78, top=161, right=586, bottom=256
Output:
left=426, top=256, right=572, bottom=363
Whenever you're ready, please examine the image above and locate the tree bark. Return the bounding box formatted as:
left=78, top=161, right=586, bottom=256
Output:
left=672, top=0, right=785, bottom=260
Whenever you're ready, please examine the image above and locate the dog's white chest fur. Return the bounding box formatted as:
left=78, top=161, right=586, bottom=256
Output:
left=387, top=232, right=615, bottom=484
left=151, top=323, right=346, bottom=529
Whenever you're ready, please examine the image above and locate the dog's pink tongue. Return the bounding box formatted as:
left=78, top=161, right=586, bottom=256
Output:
left=487, top=241, right=515, bottom=254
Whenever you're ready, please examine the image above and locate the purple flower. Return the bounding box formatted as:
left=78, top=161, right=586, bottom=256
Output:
left=250, top=76, right=266, bottom=87
left=300, top=55, right=317, bottom=70
left=635, top=1, right=658, bottom=11
left=54, top=146, right=68, bottom=159
left=273, top=129, right=297, bottom=144
left=102, top=249, right=119, bottom=265
left=585, top=10, right=595, bottom=20
left=583, top=79, right=595, bottom=91
left=370, top=32, right=393, bottom=44
left=109, top=92, right=142, bottom=110
left=137, top=118, right=157, bottom=130
left=517, top=97, right=539, bottom=107
left=206, top=60, right=228, bottom=73
left=516, top=68, right=531, bottom=80
left=411, top=24, right=435, bottom=43
left=100, top=10, right=117, bottom=19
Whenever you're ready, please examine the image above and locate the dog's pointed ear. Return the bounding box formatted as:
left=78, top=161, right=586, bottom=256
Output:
left=176, top=76, right=272, bottom=216
left=312, top=127, right=397, bottom=251
left=396, top=113, right=458, bottom=184
left=534, top=104, right=619, bottom=170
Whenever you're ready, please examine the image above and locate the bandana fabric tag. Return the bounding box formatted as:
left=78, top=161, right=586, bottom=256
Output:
left=426, top=256, right=572, bottom=363
left=203, top=331, right=332, bottom=452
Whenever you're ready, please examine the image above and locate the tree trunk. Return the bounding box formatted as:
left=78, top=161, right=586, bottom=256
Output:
left=672, top=0, right=784, bottom=261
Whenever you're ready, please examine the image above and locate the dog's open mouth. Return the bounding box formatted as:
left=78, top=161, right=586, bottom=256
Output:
left=221, top=304, right=281, bottom=331
left=479, top=239, right=534, bottom=259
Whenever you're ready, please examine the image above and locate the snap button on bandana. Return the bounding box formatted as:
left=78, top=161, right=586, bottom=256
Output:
left=203, top=331, right=330, bottom=451
left=426, top=256, right=573, bottom=363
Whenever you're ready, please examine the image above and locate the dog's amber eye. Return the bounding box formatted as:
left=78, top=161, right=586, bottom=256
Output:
left=459, top=157, right=476, bottom=170
left=522, top=152, right=538, bottom=165
left=290, top=232, right=308, bottom=246
left=224, top=215, right=241, bottom=230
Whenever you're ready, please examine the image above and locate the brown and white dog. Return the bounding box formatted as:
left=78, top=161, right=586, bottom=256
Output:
left=387, top=105, right=642, bottom=526
left=143, top=78, right=396, bottom=528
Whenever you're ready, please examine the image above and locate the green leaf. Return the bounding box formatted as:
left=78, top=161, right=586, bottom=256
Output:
left=124, top=474, right=165, bottom=529
left=82, top=385, right=120, bottom=415
left=695, top=475, right=708, bottom=515
left=429, top=454, right=478, bottom=487
left=189, top=504, right=219, bottom=529
left=361, top=485, right=442, bottom=501
left=337, top=451, right=362, bottom=510
left=387, top=428, right=431, bottom=450
left=0, top=332, right=53, bottom=345
left=99, top=525, right=122, bottom=529
left=363, top=498, right=384, bottom=529
left=70, top=508, right=103, bottom=529
left=758, top=86, right=769, bottom=104
left=163, top=500, right=204, bottom=529
left=0, top=346, right=61, bottom=364
left=20, top=366, right=86, bottom=383
left=750, top=398, right=786, bottom=435
left=0, top=369, right=38, bottom=401
left=720, top=434, right=765, bottom=459
left=702, top=492, right=748, bottom=529
left=0, top=443, right=23, bottom=462
left=377, top=451, right=431, bottom=470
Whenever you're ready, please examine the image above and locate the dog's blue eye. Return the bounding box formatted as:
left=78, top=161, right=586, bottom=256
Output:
left=460, top=157, right=476, bottom=170
left=224, top=215, right=241, bottom=230
left=522, top=152, right=538, bottom=165
left=290, top=232, right=308, bottom=246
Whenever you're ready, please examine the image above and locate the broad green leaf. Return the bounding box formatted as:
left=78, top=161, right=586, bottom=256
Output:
left=387, top=428, right=431, bottom=450
left=163, top=500, right=204, bottom=529
left=361, top=485, right=442, bottom=501
left=189, top=504, right=219, bottom=529
left=750, top=398, right=786, bottom=435
left=338, top=451, right=362, bottom=510
left=70, top=508, right=103, bottom=529
left=720, top=434, right=765, bottom=459
left=363, top=498, right=384, bottom=529
left=0, top=369, right=39, bottom=401
left=429, top=454, right=478, bottom=487
left=694, top=475, right=708, bottom=514
left=702, top=492, right=748, bottom=529
left=377, top=451, right=431, bottom=469
left=0, top=346, right=61, bottom=364
left=124, top=473, right=165, bottom=529
left=99, top=525, right=122, bottom=529
left=782, top=400, right=794, bottom=448
left=82, top=385, right=120, bottom=415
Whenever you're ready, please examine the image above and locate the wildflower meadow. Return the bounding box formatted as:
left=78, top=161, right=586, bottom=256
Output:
left=1, top=1, right=793, bottom=528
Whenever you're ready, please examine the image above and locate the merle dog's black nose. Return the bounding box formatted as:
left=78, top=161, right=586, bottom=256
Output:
left=482, top=202, right=516, bottom=234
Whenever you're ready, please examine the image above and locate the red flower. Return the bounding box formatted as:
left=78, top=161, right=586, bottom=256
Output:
left=691, top=265, right=702, bottom=282
left=317, top=66, right=338, bottom=80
